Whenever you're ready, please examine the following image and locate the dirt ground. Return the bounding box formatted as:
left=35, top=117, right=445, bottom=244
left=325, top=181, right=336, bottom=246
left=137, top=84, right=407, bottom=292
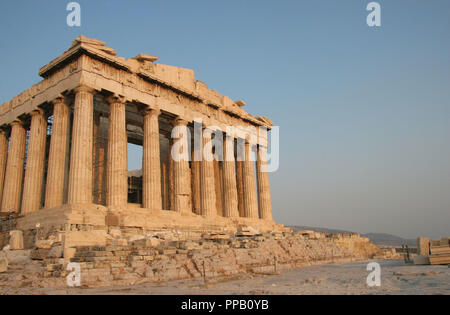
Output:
left=3, top=260, right=448, bottom=295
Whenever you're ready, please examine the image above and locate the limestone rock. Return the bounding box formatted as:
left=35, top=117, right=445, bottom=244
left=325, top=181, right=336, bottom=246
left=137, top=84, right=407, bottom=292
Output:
left=64, top=247, right=76, bottom=260
left=0, top=253, right=8, bottom=273
left=5, top=250, right=30, bottom=264
left=128, top=235, right=145, bottom=243
left=9, top=230, right=24, bottom=250
left=109, top=229, right=122, bottom=239
left=30, top=249, right=50, bottom=260
left=236, top=226, right=260, bottom=237
left=47, top=245, right=64, bottom=259
left=35, top=239, right=55, bottom=249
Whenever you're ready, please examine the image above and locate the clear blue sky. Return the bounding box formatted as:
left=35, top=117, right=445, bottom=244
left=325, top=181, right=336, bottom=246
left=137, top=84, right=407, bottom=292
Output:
left=0, top=1, right=449, bottom=239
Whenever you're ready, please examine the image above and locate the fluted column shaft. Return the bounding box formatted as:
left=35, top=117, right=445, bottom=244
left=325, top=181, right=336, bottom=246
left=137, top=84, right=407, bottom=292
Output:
left=21, top=110, right=47, bottom=214
left=256, top=145, right=273, bottom=220
left=45, top=97, right=70, bottom=208
left=223, top=135, right=239, bottom=218
left=106, top=96, right=128, bottom=207
left=200, top=128, right=217, bottom=217
left=1, top=121, right=26, bottom=212
left=242, top=141, right=259, bottom=218
left=236, top=160, right=245, bottom=217
left=169, top=138, right=175, bottom=210
left=142, top=108, right=162, bottom=210
left=171, top=119, right=191, bottom=213
left=191, top=146, right=201, bottom=215
left=0, top=130, right=9, bottom=205
left=68, top=86, right=94, bottom=204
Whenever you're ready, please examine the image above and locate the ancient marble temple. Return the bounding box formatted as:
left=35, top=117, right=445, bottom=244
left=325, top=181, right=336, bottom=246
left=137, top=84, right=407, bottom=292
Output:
left=0, top=37, right=280, bottom=246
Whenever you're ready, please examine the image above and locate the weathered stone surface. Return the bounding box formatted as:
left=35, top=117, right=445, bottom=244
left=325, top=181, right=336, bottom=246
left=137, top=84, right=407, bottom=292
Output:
left=9, top=230, right=24, bottom=250
left=35, top=240, right=55, bottom=249
left=47, top=245, right=64, bottom=259
left=30, top=249, right=50, bottom=260
left=0, top=36, right=281, bottom=253
left=0, top=251, right=8, bottom=273
left=5, top=250, right=30, bottom=264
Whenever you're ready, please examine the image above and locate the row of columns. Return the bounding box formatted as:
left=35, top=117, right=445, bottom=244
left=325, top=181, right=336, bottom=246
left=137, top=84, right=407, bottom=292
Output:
left=0, top=85, right=272, bottom=221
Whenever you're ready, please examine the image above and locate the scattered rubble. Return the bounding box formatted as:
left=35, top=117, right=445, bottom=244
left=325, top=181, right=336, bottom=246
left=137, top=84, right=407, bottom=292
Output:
left=0, top=229, right=385, bottom=289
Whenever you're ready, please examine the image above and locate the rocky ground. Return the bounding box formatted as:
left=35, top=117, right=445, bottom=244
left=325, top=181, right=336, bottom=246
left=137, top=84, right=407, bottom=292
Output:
left=1, top=259, right=448, bottom=295
left=2, top=229, right=441, bottom=295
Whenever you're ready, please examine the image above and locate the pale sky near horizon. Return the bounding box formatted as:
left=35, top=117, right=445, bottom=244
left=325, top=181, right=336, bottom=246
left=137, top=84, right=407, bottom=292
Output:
left=0, top=1, right=449, bottom=239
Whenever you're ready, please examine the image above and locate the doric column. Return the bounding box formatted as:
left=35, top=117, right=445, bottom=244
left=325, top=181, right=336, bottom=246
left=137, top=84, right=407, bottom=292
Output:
left=191, top=145, right=201, bottom=215
left=0, top=130, right=9, bottom=205
left=161, top=162, right=169, bottom=209
left=21, top=109, right=47, bottom=214
left=142, top=108, right=162, bottom=210
left=68, top=85, right=95, bottom=204
left=93, top=114, right=108, bottom=205
left=171, top=118, right=191, bottom=213
left=235, top=159, right=245, bottom=217
left=200, top=127, right=217, bottom=217
left=256, top=144, right=273, bottom=221
left=214, top=159, right=223, bottom=216
left=169, top=138, right=175, bottom=210
left=1, top=120, right=26, bottom=213
left=242, top=140, right=259, bottom=218
left=223, top=135, right=239, bottom=218
left=106, top=95, right=128, bottom=207
left=45, top=96, right=70, bottom=209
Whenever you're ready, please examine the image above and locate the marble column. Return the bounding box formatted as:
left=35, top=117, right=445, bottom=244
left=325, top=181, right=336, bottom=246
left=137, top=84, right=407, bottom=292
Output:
left=168, top=138, right=175, bottom=210
left=235, top=150, right=245, bottom=217
left=161, top=162, right=168, bottom=209
left=256, top=145, right=273, bottom=221
left=242, top=140, right=259, bottom=218
left=142, top=108, right=162, bottom=210
left=191, top=146, right=201, bottom=215
left=93, top=114, right=108, bottom=205
left=213, top=159, right=223, bottom=216
left=1, top=120, right=26, bottom=213
left=45, top=96, right=70, bottom=209
left=0, top=130, right=9, bottom=205
left=171, top=118, right=191, bottom=213
left=21, top=109, right=47, bottom=214
left=200, top=127, right=217, bottom=217
left=222, top=135, right=239, bottom=218
left=106, top=95, right=128, bottom=207
left=68, top=85, right=95, bottom=204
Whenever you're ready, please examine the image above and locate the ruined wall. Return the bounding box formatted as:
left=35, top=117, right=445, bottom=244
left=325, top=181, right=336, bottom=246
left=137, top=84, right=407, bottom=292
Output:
left=14, top=230, right=382, bottom=288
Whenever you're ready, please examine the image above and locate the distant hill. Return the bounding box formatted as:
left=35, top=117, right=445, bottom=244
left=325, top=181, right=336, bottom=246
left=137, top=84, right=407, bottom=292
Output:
left=288, top=226, right=417, bottom=248
left=361, top=233, right=417, bottom=248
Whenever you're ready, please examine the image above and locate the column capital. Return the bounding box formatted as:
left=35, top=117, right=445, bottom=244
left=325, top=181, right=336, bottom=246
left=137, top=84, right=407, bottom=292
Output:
left=10, top=119, right=24, bottom=128
left=142, top=107, right=161, bottom=117
left=51, top=94, right=65, bottom=106
left=172, top=116, right=189, bottom=127
left=30, top=107, right=45, bottom=117
left=74, top=85, right=96, bottom=94
left=105, top=94, right=127, bottom=105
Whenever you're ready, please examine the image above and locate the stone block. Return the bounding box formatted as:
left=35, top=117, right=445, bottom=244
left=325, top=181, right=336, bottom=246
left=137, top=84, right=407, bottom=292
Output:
left=64, top=247, right=77, bottom=260
left=9, top=230, right=24, bottom=250
left=35, top=239, right=55, bottom=249
left=6, top=250, right=31, bottom=264
left=0, top=251, right=8, bottom=273
left=47, top=245, right=64, bottom=259
left=109, top=229, right=122, bottom=239
left=30, top=248, right=50, bottom=260
left=417, top=237, right=431, bottom=256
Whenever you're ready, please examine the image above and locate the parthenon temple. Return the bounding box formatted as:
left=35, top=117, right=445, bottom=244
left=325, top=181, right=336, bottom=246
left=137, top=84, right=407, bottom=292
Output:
left=0, top=36, right=282, bottom=248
